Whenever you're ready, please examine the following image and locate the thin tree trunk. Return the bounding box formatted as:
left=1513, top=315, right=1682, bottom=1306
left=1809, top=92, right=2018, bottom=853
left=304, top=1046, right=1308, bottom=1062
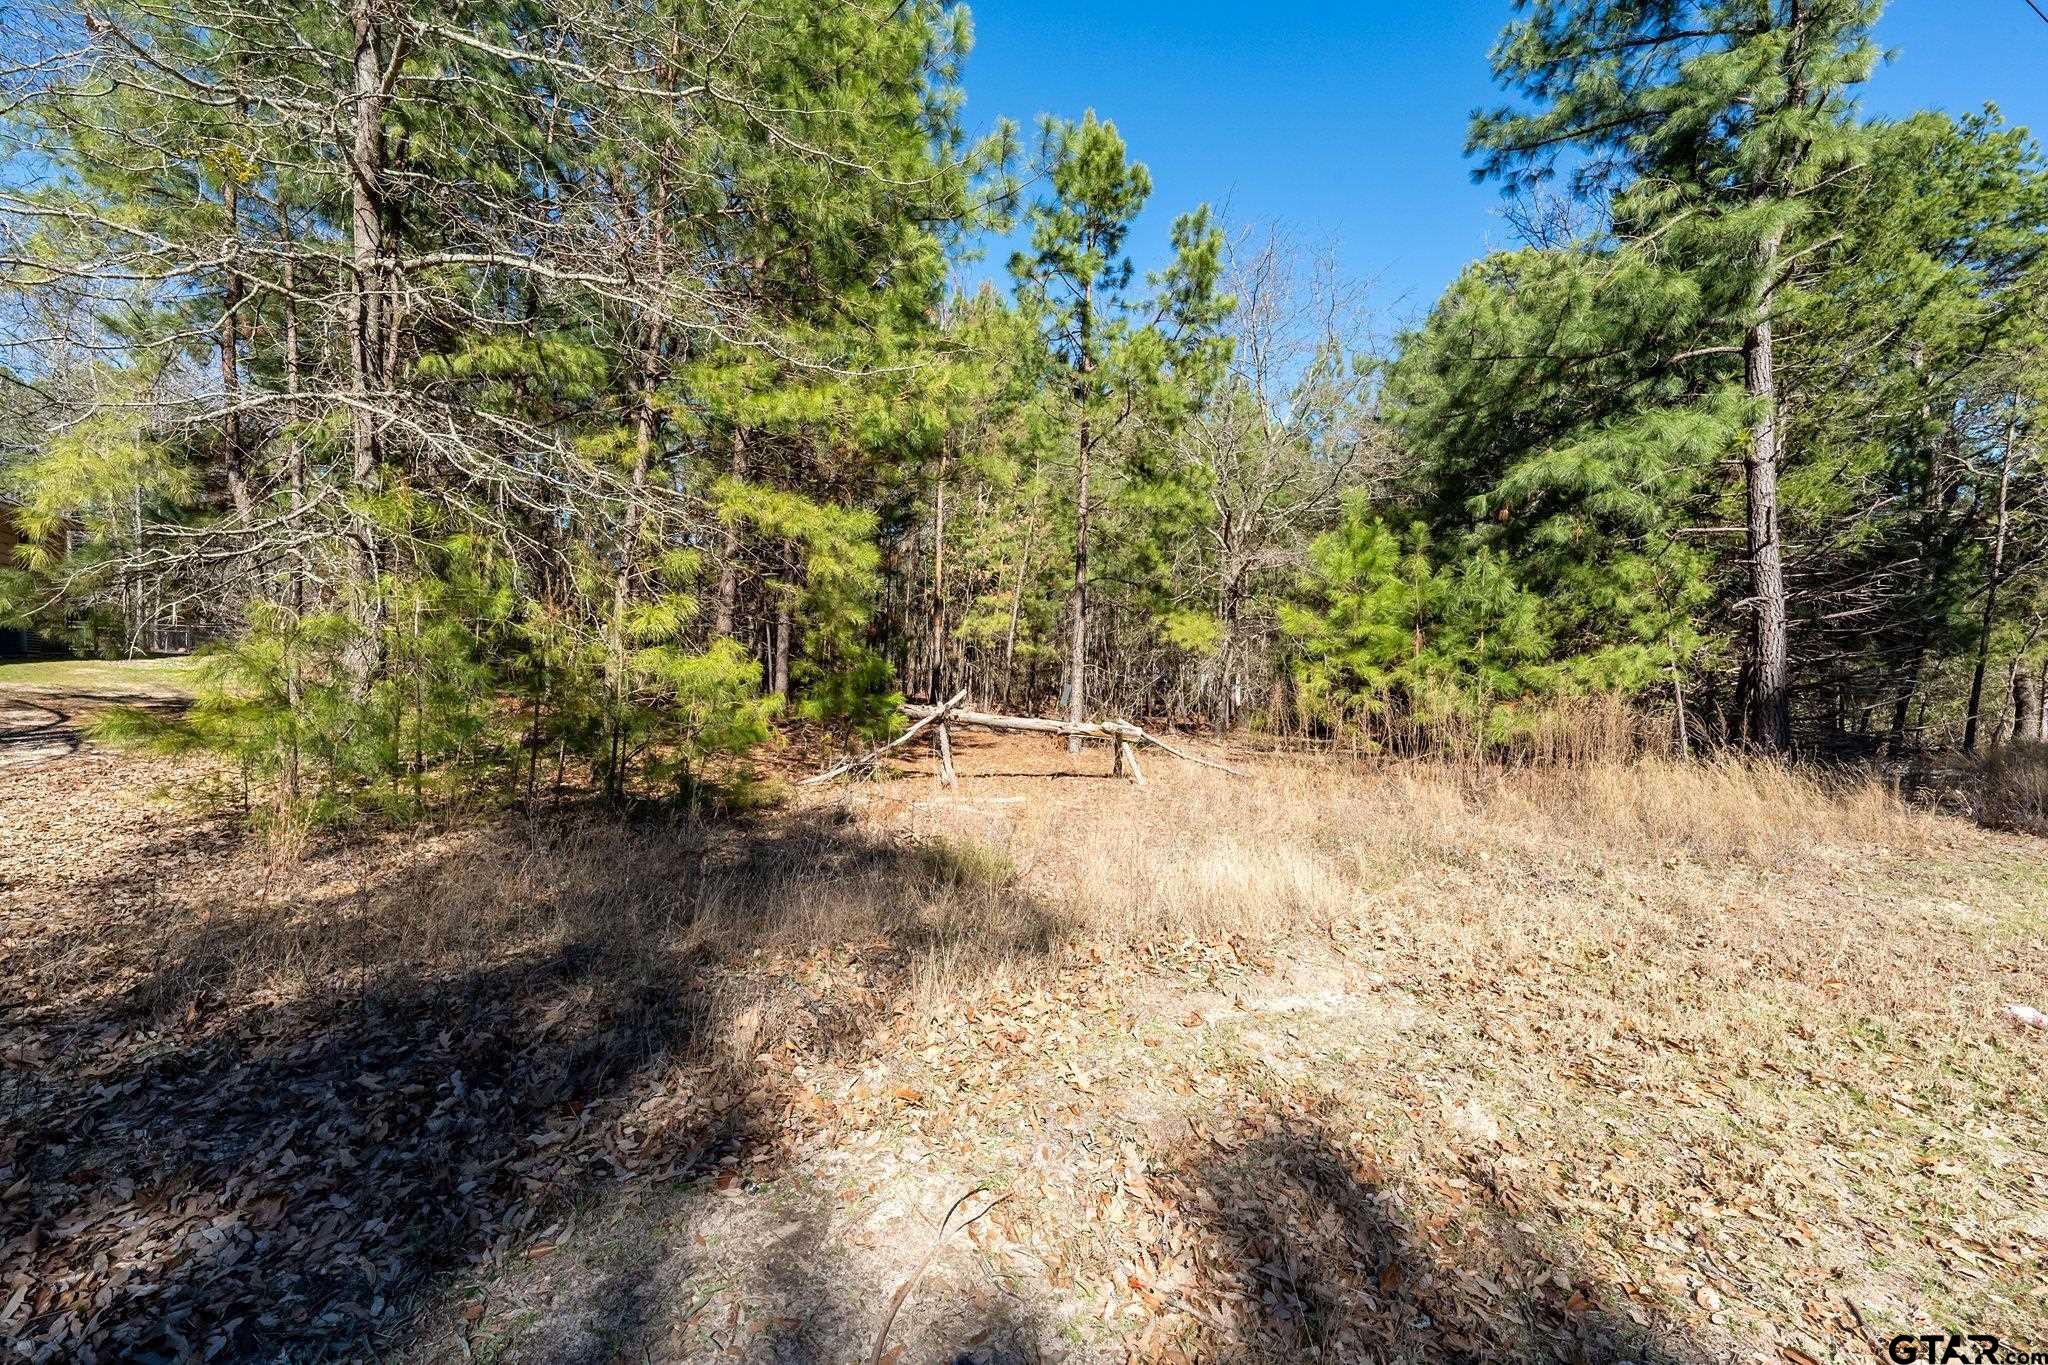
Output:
left=218, top=178, right=251, bottom=522
left=772, top=601, right=792, bottom=699
left=1067, top=284, right=1095, bottom=754
left=410, top=594, right=425, bottom=809
left=607, top=354, right=657, bottom=801
left=278, top=204, right=307, bottom=805
left=1743, top=223, right=1790, bottom=752
left=1067, top=416, right=1090, bottom=752
left=1215, top=569, right=1245, bottom=733
left=348, top=0, right=384, bottom=470
left=343, top=0, right=392, bottom=697
left=714, top=426, right=743, bottom=637
left=129, top=489, right=144, bottom=655
left=606, top=175, right=666, bottom=804
left=1964, top=403, right=2018, bottom=753
left=1001, top=491, right=1039, bottom=709
left=929, top=444, right=947, bottom=699
left=1888, top=658, right=1921, bottom=756
left=279, top=202, right=306, bottom=603
left=1730, top=660, right=1754, bottom=746
left=1670, top=637, right=1690, bottom=760
left=771, top=545, right=793, bottom=700
left=524, top=655, right=545, bottom=814
left=281, top=208, right=300, bottom=412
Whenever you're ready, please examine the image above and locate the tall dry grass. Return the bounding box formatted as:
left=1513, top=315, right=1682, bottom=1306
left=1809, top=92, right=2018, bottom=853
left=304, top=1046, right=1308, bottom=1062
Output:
left=92, top=742, right=1939, bottom=1080
left=937, top=748, right=1930, bottom=949
left=1962, top=741, right=2048, bottom=835
left=1248, top=691, right=1671, bottom=767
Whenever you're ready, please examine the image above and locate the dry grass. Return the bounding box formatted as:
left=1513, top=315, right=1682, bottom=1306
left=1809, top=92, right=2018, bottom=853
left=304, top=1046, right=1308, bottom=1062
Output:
left=5, top=730, right=2043, bottom=1362
left=952, top=748, right=1932, bottom=948
left=78, top=744, right=1951, bottom=1094
left=88, top=809, right=1068, bottom=1077
left=1962, top=741, right=2048, bottom=835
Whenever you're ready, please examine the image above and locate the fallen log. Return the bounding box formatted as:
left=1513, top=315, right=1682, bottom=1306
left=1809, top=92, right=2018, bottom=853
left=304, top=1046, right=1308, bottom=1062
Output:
left=900, top=703, right=1105, bottom=737
left=902, top=705, right=1245, bottom=778
left=798, top=687, right=968, bottom=787
left=1128, top=727, right=1245, bottom=778
left=799, top=698, right=1249, bottom=787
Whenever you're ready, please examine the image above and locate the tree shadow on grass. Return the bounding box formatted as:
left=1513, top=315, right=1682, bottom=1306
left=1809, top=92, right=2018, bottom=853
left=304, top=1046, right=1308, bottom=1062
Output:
left=458, top=1132, right=1062, bottom=1364
left=1, top=805, right=1070, bottom=1361
left=0, top=689, right=189, bottom=770
left=1168, top=1118, right=1707, bottom=1363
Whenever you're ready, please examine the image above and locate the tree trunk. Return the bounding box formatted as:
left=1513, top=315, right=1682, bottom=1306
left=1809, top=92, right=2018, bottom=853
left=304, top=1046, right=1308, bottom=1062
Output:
left=1067, top=416, right=1090, bottom=751
left=1067, top=283, right=1095, bottom=753
left=715, top=426, right=743, bottom=637
left=1964, top=403, right=2018, bottom=753
left=1743, top=223, right=1790, bottom=752
left=1730, top=659, right=1753, bottom=746
left=348, top=0, right=385, bottom=472
left=1215, top=564, right=1247, bottom=733
left=524, top=654, right=545, bottom=814
left=1670, top=637, right=1690, bottom=760
left=929, top=445, right=948, bottom=700
left=607, top=339, right=659, bottom=801
left=1887, top=657, right=1921, bottom=757
left=281, top=205, right=307, bottom=616
left=218, top=178, right=251, bottom=522
left=771, top=545, right=793, bottom=700
left=605, top=175, right=666, bottom=804
left=343, top=0, right=391, bottom=696
left=1001, top=492, right=1039, bottom=709
left=281, top=208, right=304, bottom=799
left=2013, top=670, right=2041, bottom=742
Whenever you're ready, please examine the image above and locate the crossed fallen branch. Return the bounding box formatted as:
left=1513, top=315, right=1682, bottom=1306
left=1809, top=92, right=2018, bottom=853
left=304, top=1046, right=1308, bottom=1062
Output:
left=799, top=688, right=1249, bottom=788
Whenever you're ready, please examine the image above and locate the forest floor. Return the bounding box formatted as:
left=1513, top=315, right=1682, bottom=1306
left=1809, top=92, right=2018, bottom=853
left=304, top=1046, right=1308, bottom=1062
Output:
left=3, top=668, right=2045, bottom=1363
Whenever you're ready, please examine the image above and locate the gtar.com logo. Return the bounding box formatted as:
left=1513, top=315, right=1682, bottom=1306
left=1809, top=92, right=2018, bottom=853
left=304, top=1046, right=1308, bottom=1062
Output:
left=1888, top=1336, right=2048, bottom=1365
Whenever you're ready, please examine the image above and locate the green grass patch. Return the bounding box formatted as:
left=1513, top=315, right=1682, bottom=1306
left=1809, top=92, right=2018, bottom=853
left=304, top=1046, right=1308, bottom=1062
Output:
left=0, top=655, right=200, bottom=698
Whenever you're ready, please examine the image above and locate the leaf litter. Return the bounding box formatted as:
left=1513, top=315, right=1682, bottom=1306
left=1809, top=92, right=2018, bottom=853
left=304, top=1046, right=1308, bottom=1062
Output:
left=3, top=733, right=2045, bottom=1361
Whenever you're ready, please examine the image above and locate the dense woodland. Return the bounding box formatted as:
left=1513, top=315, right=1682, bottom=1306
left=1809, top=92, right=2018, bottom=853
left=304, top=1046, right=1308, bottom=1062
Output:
left=3, top=0, right=2046, bottom=819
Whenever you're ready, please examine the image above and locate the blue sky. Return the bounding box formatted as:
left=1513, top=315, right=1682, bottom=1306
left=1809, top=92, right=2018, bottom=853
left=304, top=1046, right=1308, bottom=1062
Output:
left=953, top=1, right=2048, bottom=326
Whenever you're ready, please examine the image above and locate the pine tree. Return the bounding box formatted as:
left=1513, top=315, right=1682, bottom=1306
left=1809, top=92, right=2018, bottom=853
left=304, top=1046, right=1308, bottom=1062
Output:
left=1011, top=113, right=1230, bottom=740
left=1781, top=111, right=2048, bottom=749
left=1011, top=113, right=1151, bottom=749
left=2, top=0, right=989, bottom=817
left=1386, top=241, right=1731, bottom=720
left=1472, top=0, right=1887, bottom=749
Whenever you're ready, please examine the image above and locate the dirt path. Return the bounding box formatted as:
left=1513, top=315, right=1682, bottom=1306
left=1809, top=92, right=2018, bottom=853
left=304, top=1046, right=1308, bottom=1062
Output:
left=0, top=695, right=79, bottom=770
left=0, top=659, right=195, bottom=772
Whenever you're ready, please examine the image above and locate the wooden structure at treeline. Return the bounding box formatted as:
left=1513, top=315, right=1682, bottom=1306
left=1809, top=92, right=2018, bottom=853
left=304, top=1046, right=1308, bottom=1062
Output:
left=800, top=688, right=1248, bottom=788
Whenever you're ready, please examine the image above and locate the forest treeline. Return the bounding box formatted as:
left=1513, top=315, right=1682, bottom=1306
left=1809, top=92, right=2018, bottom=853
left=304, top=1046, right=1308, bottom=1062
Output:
left=2, top=0, right=2045, bottom=819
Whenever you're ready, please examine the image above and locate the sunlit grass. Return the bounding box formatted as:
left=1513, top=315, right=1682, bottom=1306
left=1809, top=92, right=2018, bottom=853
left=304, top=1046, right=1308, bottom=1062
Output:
left=0, top=655, right=201, bottom=697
